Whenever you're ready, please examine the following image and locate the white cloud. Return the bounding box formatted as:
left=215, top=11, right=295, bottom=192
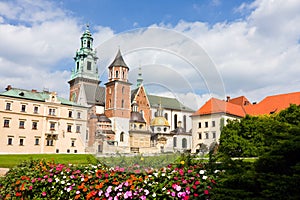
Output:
left=0, top=0, right=300, bottom=110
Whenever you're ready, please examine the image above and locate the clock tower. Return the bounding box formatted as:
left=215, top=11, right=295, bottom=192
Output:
left=68, top=25, right=101, bottom=105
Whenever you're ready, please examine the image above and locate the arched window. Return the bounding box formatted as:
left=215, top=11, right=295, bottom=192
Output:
left=116, top=71, right=119, bottom=78
left=87, top=41, right=91, bottom=48
left=108, top=99, right=111, bottom=108
left=173, top=137, right=177, bottom=147
left=122, top=86, right=125, bottom=94
left=164, top=113, right=168, bottom=120
left=120, top=132, right=124, bottom=142
left=182, top=138, right=187, bottom=149
left=122, top=71, right=125, bottom=79
left=183, top=115, right=187, bottom=130
left=174, top=114, right=178, bottom=129
left=121, top=99, right=124, bottom=108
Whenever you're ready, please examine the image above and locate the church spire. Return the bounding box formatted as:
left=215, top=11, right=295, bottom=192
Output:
left=136, top=64, right=143, bottom=87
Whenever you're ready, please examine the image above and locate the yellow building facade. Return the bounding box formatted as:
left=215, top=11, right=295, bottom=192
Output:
left=0, top=86, right=88, bottom=154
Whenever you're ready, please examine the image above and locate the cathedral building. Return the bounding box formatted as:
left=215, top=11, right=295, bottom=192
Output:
left=69, top=26, right=194, bottom=154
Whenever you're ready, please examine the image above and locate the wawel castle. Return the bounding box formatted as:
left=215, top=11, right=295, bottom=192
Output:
left=1, top=27, right=300, bottom=155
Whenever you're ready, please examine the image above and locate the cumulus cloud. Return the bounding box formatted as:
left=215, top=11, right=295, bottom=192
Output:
left=0, top=0, right=300, bottom=109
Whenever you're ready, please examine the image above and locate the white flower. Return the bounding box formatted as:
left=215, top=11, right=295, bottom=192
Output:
left=61, top=180, right=65, bottom=184
left=63, top=176, right=66, bottom=179
left=214, top=170, right=220, bottom=173
left=161, top=173, right=165, bottom=177
left=202, top=175, right=207, bottom=180
left=162, top=187, right=166, bottom=191
left=199, top=170, right=205, bottom=175
left=152, top=193, right=156, bottom=197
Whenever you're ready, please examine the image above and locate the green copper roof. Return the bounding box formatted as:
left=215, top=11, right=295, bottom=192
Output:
left=148, top=94, right=194, bottom=112
left=0, top=88, right=84, bottom=107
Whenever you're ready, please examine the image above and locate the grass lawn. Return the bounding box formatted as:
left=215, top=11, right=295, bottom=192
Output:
left=0, top=154, right=98, bottom=168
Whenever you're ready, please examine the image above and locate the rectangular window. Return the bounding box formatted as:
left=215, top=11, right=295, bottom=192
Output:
left=205, top=121, right=208, bottom=128
left=4, top=119, right=10, bottom=127
left=50, top=122, right=55, bottom=130
left=34, top=106, right=39, bottom=114
left=87, top=61, right=91, bottom=70
left=19, top=138, right=24, bottom=146
left=198, top=122, right=201, bottom=128
left=198, top=132, right=202, bottom=139
left=35, top=138, right=39, bottom=145
left=49, top=108, right=55, bottom=116
left=212, top=131, right=216, bottom=139
left=76, top=125, right=80, bottom=133
left=67, top=125, right=72, bottom=132
left=205, top=132, right=209, bottom=139
left=68, top=111, right=73, bottom=118
left=46, top=139, right=53, bottom=146
left=21, top=104, right=26, bottom=112
left=8, top=138, right=13, bottom=145
left=5, top=102, right=11, bottom=110
left=32, top=122, right=38, bottom=130
left=212, top=121, right=216, bottom=127
left=77, top=112, right=81, bottom=119
left=19, top=121, right=25, bottom=129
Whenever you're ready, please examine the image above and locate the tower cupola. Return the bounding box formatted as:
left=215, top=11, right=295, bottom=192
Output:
left=108, top=49, right=129, bottom=82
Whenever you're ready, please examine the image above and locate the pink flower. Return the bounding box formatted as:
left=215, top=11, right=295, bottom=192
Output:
left=42, top=191, right=46, bottom=196
left=171, top=192, right=176, bottom=197
left=29, top=185, right=33, bottom=190
left=124, top=191, right=132, bottom=199
left=204, top=190, right=209, bottom=195
left=47, top=178, right=53, bottom=183
left=140, top=195, right=146, bottom=200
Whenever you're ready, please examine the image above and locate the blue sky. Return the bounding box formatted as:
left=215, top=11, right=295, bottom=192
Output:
left=0, top=0, right=300, bottom=110
left=60, top=0, right=253, bottom=32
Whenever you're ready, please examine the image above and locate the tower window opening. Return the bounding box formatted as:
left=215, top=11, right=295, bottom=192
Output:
left=87, top=41, right=91, bottom=48
left=87, top=61, right=91, bottom=70
left=76, top=62, right=79, bottom=71
left=116, top=71, right=119, bottom=78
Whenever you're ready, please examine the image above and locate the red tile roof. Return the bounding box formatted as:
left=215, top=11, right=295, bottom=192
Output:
left=192, top=97, right=246, bottom=117
left=229, top=96, right=251, bottom=106
left=193, top=92, right=300, bottom=117
left=245, top=91, right=300, bottom=115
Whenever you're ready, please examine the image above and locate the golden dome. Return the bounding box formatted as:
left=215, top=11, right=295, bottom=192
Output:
left=151, top=116, right=170, bottom=126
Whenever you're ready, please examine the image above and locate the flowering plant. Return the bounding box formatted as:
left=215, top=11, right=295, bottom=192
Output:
left=0, top=157, right=218, bottom=199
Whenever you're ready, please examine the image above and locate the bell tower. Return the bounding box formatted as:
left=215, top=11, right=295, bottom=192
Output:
left=68, top=25, right=99, bottom=103
left=105, top=49, right=131, bottom=118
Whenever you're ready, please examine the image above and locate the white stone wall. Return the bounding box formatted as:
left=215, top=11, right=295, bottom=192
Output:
left=191, top=113, right=239, bottom=153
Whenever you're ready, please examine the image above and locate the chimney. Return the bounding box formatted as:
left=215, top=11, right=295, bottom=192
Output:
left=226, top=96, right=230, bottom=102
left=5, top=85, right=12, bottom=91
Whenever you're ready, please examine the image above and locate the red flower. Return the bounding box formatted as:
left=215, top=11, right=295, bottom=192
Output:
left=16, top=192, right=22, bottom=197
left=204, top=190, right=209, bottom=195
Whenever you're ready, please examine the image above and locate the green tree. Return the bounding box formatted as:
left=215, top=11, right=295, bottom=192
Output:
left=213, top=104, right=300, bottom=199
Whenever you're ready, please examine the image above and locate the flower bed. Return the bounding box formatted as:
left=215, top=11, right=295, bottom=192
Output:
left=0, top=159, right=217, bottom=199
